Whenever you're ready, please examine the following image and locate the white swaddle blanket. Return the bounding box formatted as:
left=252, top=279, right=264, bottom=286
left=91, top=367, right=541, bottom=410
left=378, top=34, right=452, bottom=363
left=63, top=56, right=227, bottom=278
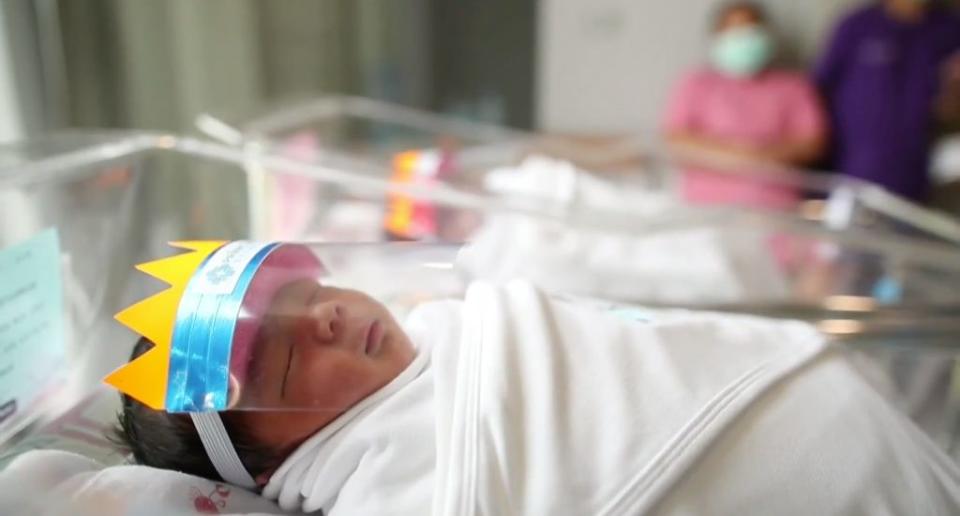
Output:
left=263, top=281, right=960, bottom=515
left=461, top=156, right=790, bottom=304
left=0, top=449, right=292, bottom=516
left=431, top=281, right=825, bottom=515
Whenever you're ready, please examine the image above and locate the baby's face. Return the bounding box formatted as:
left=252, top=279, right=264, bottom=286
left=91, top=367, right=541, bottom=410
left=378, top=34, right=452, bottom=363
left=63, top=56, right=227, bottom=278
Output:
left=235, top=279, right=415, bottom=456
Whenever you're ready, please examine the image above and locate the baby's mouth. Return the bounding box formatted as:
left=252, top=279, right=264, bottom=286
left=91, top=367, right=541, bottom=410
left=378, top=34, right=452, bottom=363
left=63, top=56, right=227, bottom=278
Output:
left=364, top=319, right=384, bottom=356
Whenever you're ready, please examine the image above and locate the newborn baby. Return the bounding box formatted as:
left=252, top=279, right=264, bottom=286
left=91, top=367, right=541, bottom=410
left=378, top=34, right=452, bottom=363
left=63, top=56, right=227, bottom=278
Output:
left=114, top=257, right=960, bottom=515
left=116, top=276, right=419, bottom=487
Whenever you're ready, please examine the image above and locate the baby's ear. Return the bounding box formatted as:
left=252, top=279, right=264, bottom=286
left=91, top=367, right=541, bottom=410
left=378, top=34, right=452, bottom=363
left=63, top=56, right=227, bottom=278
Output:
left=226, top=374, right=242, bottom=409
left=255, top=466, right=278, bottom=488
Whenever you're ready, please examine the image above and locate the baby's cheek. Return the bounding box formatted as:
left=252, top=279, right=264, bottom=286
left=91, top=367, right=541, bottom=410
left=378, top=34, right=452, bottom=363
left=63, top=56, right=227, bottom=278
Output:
left=290, top=356, right=379, bottom=409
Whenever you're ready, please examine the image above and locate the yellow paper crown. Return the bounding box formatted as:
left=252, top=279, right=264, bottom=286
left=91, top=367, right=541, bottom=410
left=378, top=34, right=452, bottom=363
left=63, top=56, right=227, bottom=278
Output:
left=104, top=241, right=225, bottom=409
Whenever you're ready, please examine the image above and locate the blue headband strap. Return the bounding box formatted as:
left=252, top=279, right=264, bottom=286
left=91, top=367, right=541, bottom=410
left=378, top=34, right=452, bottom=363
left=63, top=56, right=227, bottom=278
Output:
left=167, top=241, right=279, bottom=413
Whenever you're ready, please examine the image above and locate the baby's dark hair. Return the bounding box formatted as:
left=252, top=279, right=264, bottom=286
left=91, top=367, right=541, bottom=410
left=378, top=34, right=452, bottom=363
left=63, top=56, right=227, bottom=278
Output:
left=110, top=337, right=282, bottom=484
left=712, top=1, right=768, bottom=31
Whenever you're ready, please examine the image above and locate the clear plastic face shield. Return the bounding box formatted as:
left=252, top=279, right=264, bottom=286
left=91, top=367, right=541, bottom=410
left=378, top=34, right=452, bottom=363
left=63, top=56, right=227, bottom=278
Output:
left=106, top=241, right=463, bottom=415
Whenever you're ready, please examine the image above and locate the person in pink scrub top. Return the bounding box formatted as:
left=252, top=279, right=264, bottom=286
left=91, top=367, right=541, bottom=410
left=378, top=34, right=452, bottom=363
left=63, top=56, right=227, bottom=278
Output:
left=663, top=2, right=829, bottom=209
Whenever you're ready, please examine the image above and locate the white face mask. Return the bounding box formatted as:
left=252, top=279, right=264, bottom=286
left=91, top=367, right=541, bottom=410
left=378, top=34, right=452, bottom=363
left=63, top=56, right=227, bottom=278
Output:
left=709, top=26, right=774, bottom=77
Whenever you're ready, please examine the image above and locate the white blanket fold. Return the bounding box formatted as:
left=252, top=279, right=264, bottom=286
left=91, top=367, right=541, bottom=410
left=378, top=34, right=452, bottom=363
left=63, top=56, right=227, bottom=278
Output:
left=265, top=280, right=960, bottom=515
left=9, top=285, right=958, bottom=515
left=0, top=449, right=290, bottom=516
left=269, top=281, right=844, bottom=515
left=432, top=281, right=825, bottom=516
left=460, top=156, right=790, bottom=304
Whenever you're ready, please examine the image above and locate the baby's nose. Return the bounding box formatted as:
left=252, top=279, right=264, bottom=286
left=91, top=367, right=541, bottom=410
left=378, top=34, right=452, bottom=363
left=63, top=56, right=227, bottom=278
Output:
left=310, top=302, right=344, bottom=342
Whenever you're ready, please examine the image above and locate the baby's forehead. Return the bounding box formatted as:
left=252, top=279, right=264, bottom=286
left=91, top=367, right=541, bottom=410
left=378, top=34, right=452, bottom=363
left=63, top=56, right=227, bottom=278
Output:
left=271, top=279, right=321, bottom=305
left=269, top=282, right=360, bottom=306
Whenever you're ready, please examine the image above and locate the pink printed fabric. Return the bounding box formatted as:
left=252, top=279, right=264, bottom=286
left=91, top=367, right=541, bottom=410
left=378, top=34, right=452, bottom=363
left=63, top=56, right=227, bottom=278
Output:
left=663, top=68, right=827, bottom=210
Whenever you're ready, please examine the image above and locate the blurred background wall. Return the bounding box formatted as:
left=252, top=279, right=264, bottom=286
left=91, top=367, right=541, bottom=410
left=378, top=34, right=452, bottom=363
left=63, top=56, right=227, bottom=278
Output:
left=9, top=0, right=534, bottom=138
left=0, top=0, right=61, bottom=142
left=0, top=0, right=916, bottom=140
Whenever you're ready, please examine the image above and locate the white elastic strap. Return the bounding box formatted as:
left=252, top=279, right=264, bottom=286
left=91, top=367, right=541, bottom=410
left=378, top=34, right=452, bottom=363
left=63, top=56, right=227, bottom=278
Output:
left=190, top=412, right=258, bottom=489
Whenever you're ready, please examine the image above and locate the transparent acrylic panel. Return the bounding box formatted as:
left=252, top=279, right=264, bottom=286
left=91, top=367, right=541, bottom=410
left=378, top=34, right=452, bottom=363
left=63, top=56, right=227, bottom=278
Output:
left=2, top=128, right=960, bottom=466
left=203, top=96, right=960, bottom=312
left=0, top=135, right=272, bottom=442
left=203, top=98, right=960, bottom=458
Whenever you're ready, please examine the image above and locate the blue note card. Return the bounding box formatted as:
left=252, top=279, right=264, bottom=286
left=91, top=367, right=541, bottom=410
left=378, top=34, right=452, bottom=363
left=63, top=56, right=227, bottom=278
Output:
left=0, top=228, right=65, bottom=434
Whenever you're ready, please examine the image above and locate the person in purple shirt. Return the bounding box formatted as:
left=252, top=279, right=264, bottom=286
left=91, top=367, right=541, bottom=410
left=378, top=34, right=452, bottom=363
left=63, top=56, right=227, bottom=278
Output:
left=815, top=0, right=960, bottom=202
